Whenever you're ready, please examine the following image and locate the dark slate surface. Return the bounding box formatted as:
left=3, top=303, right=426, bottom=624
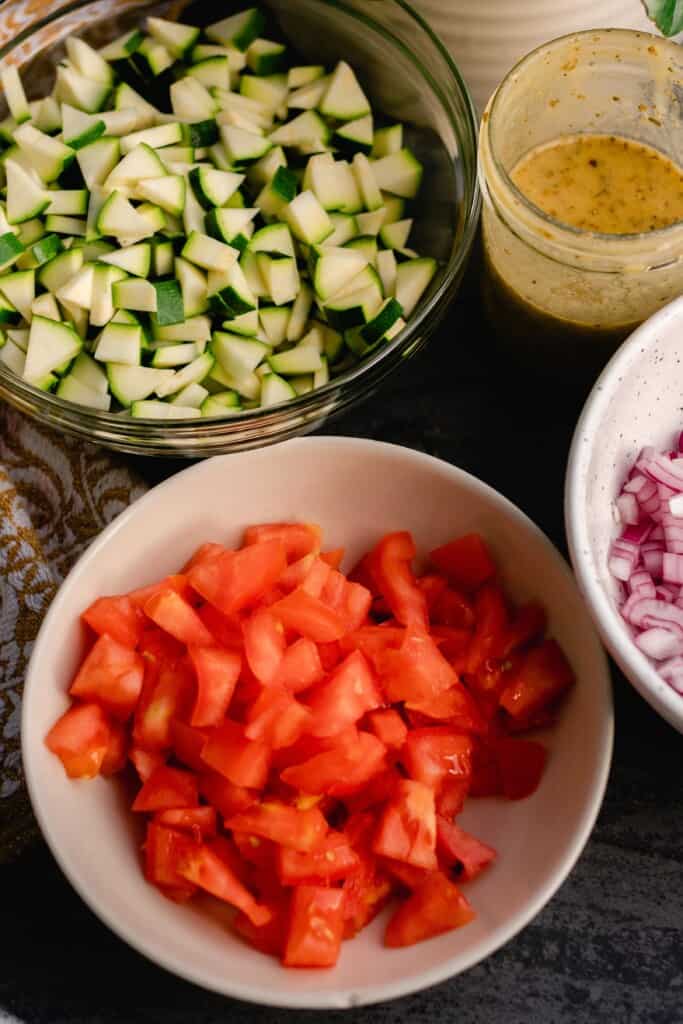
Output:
left=3, top=255, right=682, bottom=1024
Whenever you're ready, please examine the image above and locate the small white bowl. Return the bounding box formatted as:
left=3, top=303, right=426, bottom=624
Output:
left=566, top=295, right=683, bottom=735
left=23, top=438, right=612, bottom=1008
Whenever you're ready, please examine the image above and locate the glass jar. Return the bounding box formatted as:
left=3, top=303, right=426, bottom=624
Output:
left=0, top=0, right=480, bottom=457
left=478, top=29, right=683, bottom=375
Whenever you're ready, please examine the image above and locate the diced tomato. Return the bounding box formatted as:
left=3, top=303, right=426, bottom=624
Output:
left=101, top=721, right=128, bottom=776
left=320, top=569, right=372, bottom=631
left=382, top=859, right=431, bottom=890
left=499, top=639, right=574, bottom=721
left=243, top=522, right=322, bottom=563
left=429, top=534, right=497, bottom=592
left=232, top=829, right=278, bottom=875
left=283, top=886, right=345, bottom=968
left=436, top=778, right=470, bottom=818
left=468, top=741, right=503, bottom=798
left=436, top=817, right=496, bottom=881
left=128, top=574, right=191, bottom=610
left=401, top=727, right=472, bottom=791
left=342, top=812, right=394, bottom=937
left=431, top=625, right=472, bottom=661
left=226, top=801, right=327, bottom=852
left=494, top=603, right=547, bottom=659
left=144, top=821, right=198, bottom=896
left=187, top=646, right=240, bottom=728
left=188, top=539, right=287, bottom=615
left=465, top=584, right=509, bottom=674
left=366, top=708, right=408, bottom=749
left=270, top=588, right=347, bottom=643
left=371, top=532, right=428, bottom=632
left=195, top=604, right=244, bottom=650
left=384, top=871, right=475, bottom=947
left=197, top=770, right=256, bottom=818
left=138, top=625, right=184, bottom=668
left=306, top=650, right=381, bottom=738
left=320, top=548, right=344, bottom=569
left=234, top=896, right=290, bottom=957
left=45, top=702, right=111, bottom=779
left=317, top=640, right=343, bottom=672
left=200, top=720, right=272, bottom=789
left=181, top=542, right=228, bottom=573
left=244, top=685, right=311, bottom=749
left=82, top=595, right=144, bottom=649
left=177, top=842, right=271, bottom=926
left=376, top=630, right=457, bottom=703
left=278, top=552, right=316, bottom=593
left=133, top=659, right=194, bottom=751
left=373, top=779, right=438, bottom=870
left=301, top=557, right=332, bottom=598
left=340, top=624, right=405, bottom=663
left=242, top=606, right=286, bottom=685
left=132, top=764, right=198, bottom=812
left=129, top=746, right=165, bottom=783
left=405, top=683, right=486, bottom=735
left=343, top=767, right=401, bottom=814
left=155, top=806, right=217, bottom=838
left=69, top=634, right=144, bottom=720
left=144, top=590, right=215, bottom=648
left=431, top=586, right=475, bottom=629
left=416, top=573, right=448, bottom=608
left=277, top=831, right=360, bottom=885
left=168, top=719, right=208, bottom=772
left=274, top=637, right=324, bottom=693
left=495, top=738, right=547, bottom=800
left=349, top=551, right=380, bottom=594
left=281, top=729, right=387, bottom=796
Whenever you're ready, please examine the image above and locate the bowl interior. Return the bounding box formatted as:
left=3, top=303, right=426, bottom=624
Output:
left=566, top=295, right=683, bottom=733
left=23, top=438, right=612, bottom=1007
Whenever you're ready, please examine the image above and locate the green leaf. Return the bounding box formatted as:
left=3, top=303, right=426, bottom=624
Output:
left=642, top=0, right=683, bottom=35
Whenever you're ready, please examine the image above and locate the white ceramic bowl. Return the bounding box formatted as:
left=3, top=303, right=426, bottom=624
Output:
left=566, top=295, right=683, bottom=735
left=23, top=438, right=612, bottom=1008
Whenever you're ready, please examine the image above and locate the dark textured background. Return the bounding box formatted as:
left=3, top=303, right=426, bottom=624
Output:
left=2, top=255, right=682, bottom=1024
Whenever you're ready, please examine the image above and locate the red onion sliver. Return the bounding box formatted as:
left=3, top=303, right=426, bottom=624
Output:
left=635, top=627, right=683, bottom=660
left=659, top=656, right=683, bottom=693
left=616, top=493, right=639, bottom=525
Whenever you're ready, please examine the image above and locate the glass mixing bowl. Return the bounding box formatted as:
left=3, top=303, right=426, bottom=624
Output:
left=0, top=0, right=480, bottom=456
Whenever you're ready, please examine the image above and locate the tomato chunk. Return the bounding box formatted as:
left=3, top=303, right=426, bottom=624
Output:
left=281, top=729, right=387, bottom=796
left=306, top=650, right=381, bottom=738
left=495, top=738, right=548, bottom=799
left=401, top=727, right=473, bottom=790
left=499, top=639, right=574, bottom=721
left=197, top=770, right=256, bottom=818
left=242, top=606, right=286, bottom=684
left=283, top=886, right=345, bottom=968
left=200, top=720, right=272, bottom=789
left=82, top=595, right=144, bottom=649
left=373, top=779, right=438, bottom=870
left=133, top=659, right=194, bottom=751
left=243, top=522, right=322, bottom=562
left=366, top=708, right=408, bottom=749
left=274, top=637, right=324, bottom=693
left=155, top=806, right=217, bottom=837
left=177, top=842, right=271, bottom=926
left=376, top=630, right=457, bottom=703
left=69, top=634, right=144, bottom=720
left=144, top=590, right=215, bottom=648
left=226, top=801, right=327, bottom=852
left=132, top=765, right=198, bottom=812
left=244, top=685, right=311, bottom=749
left=188, top=539, right=287, bottom=615
left=465, top=584, right=509, bottom=674
left=429, top=534, right=497, bottom=591
left=187, top=646, right=240, bottom=727
left=436, top=817, right=496, bottom=881
left=384, top=872, right=475, bottom=947
left=144, top=822, right=198, bottom=897
left=234, top=897, right=290, bottom=957
left=270, top=588, right=347, bottom=643
left=129, top=746, right=165, bottom=783
left=371, top=532, right=428, bottom=632
left=277, top=831, right=360, bottom=885
left=45, top=702, right=111, bottom=779
left=101, top=721, right=128, bottom=776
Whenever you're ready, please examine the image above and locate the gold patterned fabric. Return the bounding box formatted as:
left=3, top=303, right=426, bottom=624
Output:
left=0, top=403, right=146, bottom=861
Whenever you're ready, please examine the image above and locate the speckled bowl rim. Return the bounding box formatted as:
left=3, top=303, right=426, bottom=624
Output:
left=565, top=295, right=683, bottom=734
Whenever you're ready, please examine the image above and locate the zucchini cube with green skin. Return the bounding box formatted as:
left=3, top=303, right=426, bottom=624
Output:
left=189, top=167, right=244, bottom=209
left=287, top=65, right=325, bottom=89
left=112, top=278, right=158, bottom=312
left=201, top=391, right=241, bottom=417
left=13, top=124, right=75, bottom=184
left=255, top=252, right=299, bottom=306
left=93, top=321, right=142, bottom=365
left=98, top=29, right=145, bottom=62
left=377, top=249, right=398, bottom=297
left=259, top=305, right=290, bottom=346
left=171, top=78, right=217, bottom=122
left=395, top=257, right=437, bottom=316
left=325, top=284, right=383, bottom=331
left=269, top=110, right=330, bottom=152
left=268, top=343, right=323, bottom=376
left=103, top=143, right=167, bottom=190
left=186, top=119, right=219, bottom=148
left=379, top=218, right=413, bottom=251
left=121, top=123, right=184, bottom=154
left=0, top=289, right=21, bottom=325
left=107, top=363, right=175, bottom=406
left=155, top=350, right=215, bottom=397
left=55, top=65, right=111, bottom=115
left=146, top=17, right=200, bottom=59
left=169, top=381, right=209, bottom=408
left=65, top=37, right=113, bottom=86
left=352, top=153, right=383, bottom=211
left=371, top=149, right=423, bottom=199
left=256, top=166, right=299, bottom=221
left=284, top=191, right=333, bottom=245
left=310, top=246, right=369, bottom=300
left=319, top=61, right=371, bottom=121
left=246, top=38, right=287, bottom=75
left=135, top=175, right=186, bottom=216
left=97, top=191, right=156, bottom=245
left=334, top=114, right=374, bottom=156
left=206, top=9, right=266, bottom=51
left=55, top=263, right=95, bottom=310
left=175, top=256, right=209, bottom=317
left=0, top=270, right=35, bottom=321
left=182, top=231, right=238, bottom=272
left=98, top=242, right=151, bottom=277
left=131, top=399, right=201, bottom=419
left=91, top=264, right=127, bottom=326
left=1, top=67, right=30, bottom=125
left=208, top=361, right=260, bottom=400
left=76, top=137, right=121, bottom=189
left=306, top=155, right=363, bottom=215
left=187, top=57, right=231, bottom=92
left=249, top=222, right=295, bottom=257
left=205, top=207, right=259, bottom=248
left=37, top=248, right=83, bottom=293
left=220, top=124, right=272, bottom=164
left=222, top=309, right=259, bottom=337
left=212, top=332, right=268, bottom=378
left=153, top=240, right=175, bottom=277
left=23, top=315, right=82, bottom=383
left=153, top=315, right=212, bottom=344
left=373, top=124, right=403, bottom=159
left=260, top=372, right=296, bottom=407
left=151, top=342, right=198, bottom=368
left=151, top=278, right=185, bottom=326
left=44, top=215, right=87, bottom=237
left=70, top=352, right=108, bottom=394
left=5, top=161, right=49, bottom=225
left=246, top=146, right=286, bottom=190
left=31, top=292, right=61, bottom=321
left=56, top=374, right=112, bottom=410
left=46, top=190, right=90, bottom=217
left=209, top=262, right=258, bottom=317
left=241, top=72, right=288, bottom=111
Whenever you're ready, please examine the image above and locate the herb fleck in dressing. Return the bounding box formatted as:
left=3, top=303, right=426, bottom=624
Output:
left=511, top=134, right=683, bottom=234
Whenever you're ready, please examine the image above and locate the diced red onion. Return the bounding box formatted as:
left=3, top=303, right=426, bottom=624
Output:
left=635, top=628, right=683, bottom=660
left=658, top=656, right=683, bottom=693
left=628, top=570, right=656, bottom=598
left=616, top=492, right=639, bottom=525
left=669, top=494, right=683, bottom=516
left=655, top=585, right=677, bottom=603
left=662, top=553, right=683, bottom=585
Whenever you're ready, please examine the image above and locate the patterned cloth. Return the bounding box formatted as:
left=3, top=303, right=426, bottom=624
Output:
left=0, top=404, right=146, bottom=861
